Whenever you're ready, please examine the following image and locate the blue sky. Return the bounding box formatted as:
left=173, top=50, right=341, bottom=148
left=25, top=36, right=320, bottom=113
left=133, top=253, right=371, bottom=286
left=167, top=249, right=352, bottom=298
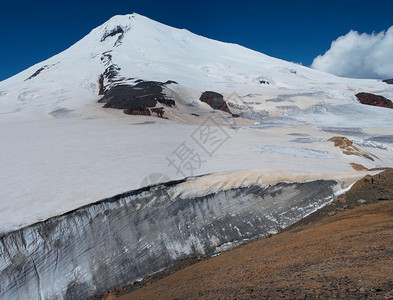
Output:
left=0, top=0, right=392, bottom=81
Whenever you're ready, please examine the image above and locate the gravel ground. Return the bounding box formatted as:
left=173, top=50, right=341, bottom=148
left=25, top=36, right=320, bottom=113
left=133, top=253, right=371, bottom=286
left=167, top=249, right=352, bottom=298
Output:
left=94, top=169, right=393, bottom=300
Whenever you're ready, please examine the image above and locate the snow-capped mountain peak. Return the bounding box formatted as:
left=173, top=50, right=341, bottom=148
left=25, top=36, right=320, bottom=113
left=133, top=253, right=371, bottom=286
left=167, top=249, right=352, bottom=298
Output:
left=1, top=13, right=391, bottom=122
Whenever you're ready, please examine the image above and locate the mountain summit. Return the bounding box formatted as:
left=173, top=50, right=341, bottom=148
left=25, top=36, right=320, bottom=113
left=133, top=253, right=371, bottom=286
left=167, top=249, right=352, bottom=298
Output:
left=2, top=13, right=391, bottom=120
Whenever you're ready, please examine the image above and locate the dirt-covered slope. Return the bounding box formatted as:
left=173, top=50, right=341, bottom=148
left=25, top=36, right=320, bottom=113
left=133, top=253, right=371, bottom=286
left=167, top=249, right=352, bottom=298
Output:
left=100, top=170, right=393, bottom=299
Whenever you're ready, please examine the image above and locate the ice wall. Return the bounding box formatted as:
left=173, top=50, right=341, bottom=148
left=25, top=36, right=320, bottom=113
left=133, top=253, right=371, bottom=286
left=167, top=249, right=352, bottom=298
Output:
left=0, top=178, right=338, bottom=299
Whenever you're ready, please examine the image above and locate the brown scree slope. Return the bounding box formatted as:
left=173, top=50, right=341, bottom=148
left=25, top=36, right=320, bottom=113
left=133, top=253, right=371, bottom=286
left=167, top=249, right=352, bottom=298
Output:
left=98, top=170, right=393, bottom=299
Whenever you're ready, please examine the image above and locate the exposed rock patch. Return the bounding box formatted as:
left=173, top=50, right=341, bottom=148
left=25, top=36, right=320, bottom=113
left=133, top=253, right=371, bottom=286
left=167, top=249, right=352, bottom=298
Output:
left=255, top=76, right=271, bottom=85
left=98, top=65, right=122, bottom=95
left=100, top=84, right=157, bottom=109
left=98, top=81, right=176, bottom=117
left=342, top=168, right=393, bottom=202
left=97, top=50, right=176, bottom=118
left=199, top=91, right=231, bottom=114
left=101, top=26, right=126, bottom=46
left=25, top=66, right=49, bottom=81
left=355, top=92, right=393, bottom=109
left=98, top=51, right=126, bottom=95
left=383, top=78, right=393, bottom=84
left=150, top=107, right=165, bottom=118
left=328, top=136, right=375, bottom=161
left=350, top=163, right=368, bottom=171
left=124, top=107, right=151, bottom=116
left=156, top=96, right=175, bottom=107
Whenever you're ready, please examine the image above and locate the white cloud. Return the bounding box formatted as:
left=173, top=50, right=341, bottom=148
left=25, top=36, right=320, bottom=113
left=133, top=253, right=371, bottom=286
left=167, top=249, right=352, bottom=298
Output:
left=311, top=26, right=393, bottom=79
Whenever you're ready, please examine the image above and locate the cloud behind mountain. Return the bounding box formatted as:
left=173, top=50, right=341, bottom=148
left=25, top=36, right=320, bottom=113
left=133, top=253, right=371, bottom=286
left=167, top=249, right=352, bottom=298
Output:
left=311, top=27, right=393, bottom=79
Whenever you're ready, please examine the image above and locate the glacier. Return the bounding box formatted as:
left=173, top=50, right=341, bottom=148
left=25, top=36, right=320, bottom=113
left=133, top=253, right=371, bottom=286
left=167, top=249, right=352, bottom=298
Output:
left=0, top=13, right=392, bottom=233
left=0, top=175, right=340, bottom=299
left=0, top=12, right=392, bottom=299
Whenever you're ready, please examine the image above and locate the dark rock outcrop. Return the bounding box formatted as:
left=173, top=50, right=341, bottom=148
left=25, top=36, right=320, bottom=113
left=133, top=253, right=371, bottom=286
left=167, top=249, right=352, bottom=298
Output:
left=150, top=107, right=165, bottom=118
left=383, top=79, right=393, bottom=84
left=97, top=49, right=176, bottom=116
left=124, top=107, right=165, bottom=118
left=124, top=107, right=151, bottom=116
left=25, top=66, right=48, bottom=81
left=199, top=91, right=231, bottom=114
left=98, top=51, right=124, bottom=95
left=157, top=96, right=175, bottom=107
left=355, top=92, right=393, bottom=109
left=100, top=84, right=158, bottom=109
left=101, top=26, right=125, bottom=46
left=98, top=64, right=122, bottom=95
left=0, top=177, right=339, bottom=299
left=99, top=81, right=176, bottom=116
left=101, top=26, right=124, bottom=42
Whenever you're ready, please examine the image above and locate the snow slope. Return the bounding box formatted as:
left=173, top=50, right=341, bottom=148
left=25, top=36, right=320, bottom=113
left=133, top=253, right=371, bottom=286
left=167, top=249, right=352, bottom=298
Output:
left=0, top=13, right=392, bottom=233
left=1, top=13, right=392, bottom=120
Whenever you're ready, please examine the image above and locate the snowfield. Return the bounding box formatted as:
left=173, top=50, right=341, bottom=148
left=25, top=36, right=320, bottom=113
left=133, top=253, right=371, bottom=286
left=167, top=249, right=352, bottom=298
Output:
left=0, top=13, right=392, bottom=233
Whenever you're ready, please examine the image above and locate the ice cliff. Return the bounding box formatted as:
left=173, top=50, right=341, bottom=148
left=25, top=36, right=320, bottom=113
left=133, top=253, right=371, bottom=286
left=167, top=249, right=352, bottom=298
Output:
left=0, top=177, right=339, bottom=299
